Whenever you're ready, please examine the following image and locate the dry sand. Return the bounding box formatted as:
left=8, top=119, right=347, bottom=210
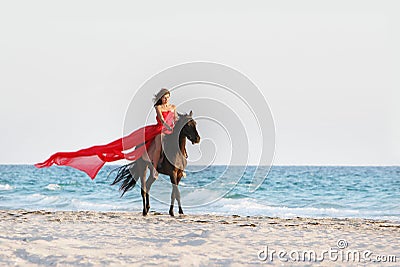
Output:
left=0, top=210, right=399, bottom=266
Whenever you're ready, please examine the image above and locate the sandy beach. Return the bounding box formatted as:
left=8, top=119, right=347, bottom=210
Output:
left=0, top=210, right=398, bottom=266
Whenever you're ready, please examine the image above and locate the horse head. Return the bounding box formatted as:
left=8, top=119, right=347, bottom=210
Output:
left=176, top=110, right=200, bottom=144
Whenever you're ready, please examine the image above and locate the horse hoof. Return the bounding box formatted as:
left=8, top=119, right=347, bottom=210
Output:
left=179, top=208, right=184, bottom=215
left=169, top=210, right=174, bottom=217
left=142, top=210, right=148, bottom=216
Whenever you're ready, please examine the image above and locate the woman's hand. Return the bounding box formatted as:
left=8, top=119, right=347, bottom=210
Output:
left=161, top=120, right=173, bottom=131
left=166, top=124, right=173, bottom=131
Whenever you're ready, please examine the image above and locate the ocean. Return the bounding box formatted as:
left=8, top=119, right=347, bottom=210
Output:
left=0, top=165, right=399, bottom=221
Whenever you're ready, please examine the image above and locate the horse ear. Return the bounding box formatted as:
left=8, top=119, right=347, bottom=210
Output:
left=189, top=110, right=193, bottom=116
left=177, top=112, right=183, bottom=117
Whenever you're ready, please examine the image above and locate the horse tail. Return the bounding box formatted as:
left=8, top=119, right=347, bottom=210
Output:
left=109, top=162, right=138, bottom=197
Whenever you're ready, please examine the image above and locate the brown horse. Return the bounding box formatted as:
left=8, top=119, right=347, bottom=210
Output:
left=111, top=111, right=200, bottom=216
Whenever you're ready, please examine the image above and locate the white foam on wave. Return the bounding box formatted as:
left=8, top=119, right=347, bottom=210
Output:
left=0, top=184, right=13, bottom=190
left=26, top=193, right=63, bottom=205
left=183, top=188, right=223, bottom=205
left=45, top=184, right=61, bottom=191
left=188, top=197, right=399, bottom=220
left=70, top=199, right=130, bottom=211
left=16, top=193, right=134, bottom=212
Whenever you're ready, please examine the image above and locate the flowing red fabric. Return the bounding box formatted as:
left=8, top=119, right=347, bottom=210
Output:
left=35, top=111, right=175, bottom=179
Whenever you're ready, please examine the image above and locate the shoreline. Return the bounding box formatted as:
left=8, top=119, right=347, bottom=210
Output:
left=2, top=208, right=400, bottom=223
left=1, top=210, right=399, bottom=266
left=3, top=207, right=400, bottom=223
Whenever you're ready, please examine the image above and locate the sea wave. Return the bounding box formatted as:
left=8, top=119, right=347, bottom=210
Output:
left=0, top=184, right=13, bottom=191
left=25, top=193, right=64, bottom=204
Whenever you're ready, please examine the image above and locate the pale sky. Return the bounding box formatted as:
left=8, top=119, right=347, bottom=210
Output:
left=0, top=0, right=399, bottom=165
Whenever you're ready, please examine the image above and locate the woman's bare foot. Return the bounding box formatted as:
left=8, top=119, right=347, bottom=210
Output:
left=153, top=165, right=159, bottom=179
left=151, top=161, right=159, bottom=179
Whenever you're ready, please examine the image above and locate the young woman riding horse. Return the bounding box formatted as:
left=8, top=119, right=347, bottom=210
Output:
left=111, top=89, right=200, bottom=216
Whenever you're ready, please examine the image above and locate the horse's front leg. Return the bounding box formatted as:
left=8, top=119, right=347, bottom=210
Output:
left=169, top=172, right=178, bottom=216
left=175, top=183, right=183, bottom=215
left=170, top=185, right=182, bottom=216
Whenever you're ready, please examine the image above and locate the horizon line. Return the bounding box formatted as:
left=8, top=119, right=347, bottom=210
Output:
left=2, top=163, right=399, bottom=167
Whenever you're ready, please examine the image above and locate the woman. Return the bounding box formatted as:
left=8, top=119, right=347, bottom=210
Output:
left=35, top=88, right=177, bottom=180
left=150, top=88, right=177, bottom=178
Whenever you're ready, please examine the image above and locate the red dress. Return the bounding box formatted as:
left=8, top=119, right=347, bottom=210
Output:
left=35, top=110, right=175, bottom=179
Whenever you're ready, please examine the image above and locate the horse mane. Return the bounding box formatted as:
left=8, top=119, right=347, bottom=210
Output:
left=173, top=112, right=192, bottom=133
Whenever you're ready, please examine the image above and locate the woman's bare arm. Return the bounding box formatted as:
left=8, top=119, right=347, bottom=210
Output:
left=172, top=105, right=178, bottom=123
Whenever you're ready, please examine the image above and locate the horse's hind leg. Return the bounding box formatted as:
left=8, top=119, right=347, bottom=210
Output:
left=141, top=190, right=147, bottom=216
left=169, top=186, right=176, bottom=217
left=145, top=175, right=156, bottom=214
left=139, top=164, right=148, bottom=216
left=141, top=188, right=148, bottom=216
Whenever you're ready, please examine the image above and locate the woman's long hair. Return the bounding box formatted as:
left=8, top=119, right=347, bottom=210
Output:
left=153, top=88, right=170, bottom=107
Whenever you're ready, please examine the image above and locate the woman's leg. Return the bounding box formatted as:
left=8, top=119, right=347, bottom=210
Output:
left=152, top=134, right=162, bottom=177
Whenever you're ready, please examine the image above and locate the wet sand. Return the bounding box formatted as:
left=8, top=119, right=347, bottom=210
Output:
left=0, top=210, right=399, bottom=266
